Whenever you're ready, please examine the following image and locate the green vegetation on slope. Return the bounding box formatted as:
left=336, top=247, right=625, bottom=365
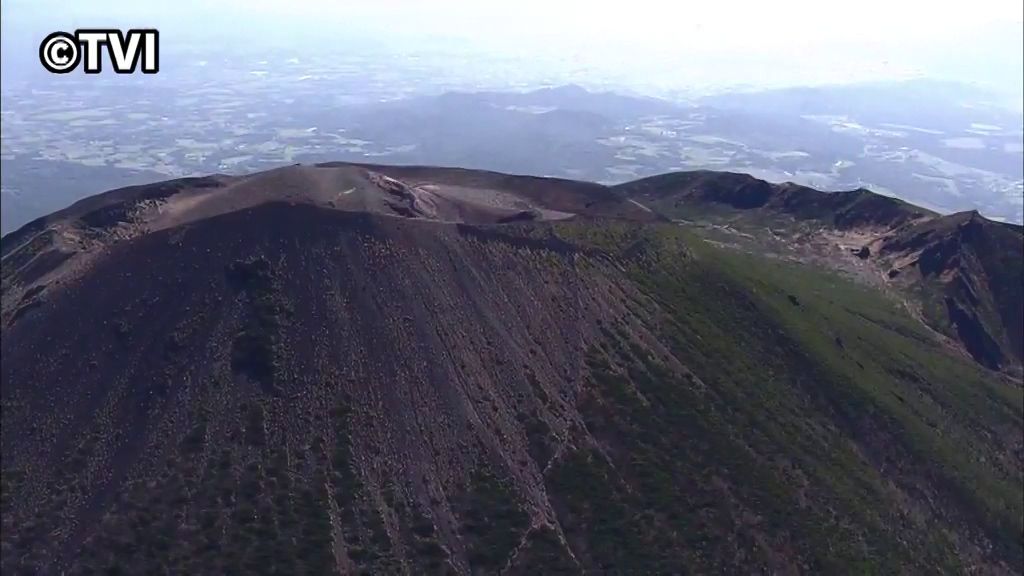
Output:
left=547, top=221, right=1022, bottom=573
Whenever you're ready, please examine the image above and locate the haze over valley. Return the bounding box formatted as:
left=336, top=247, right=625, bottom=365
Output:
left=3, top=67, right=1022, bottom=233
left=2, top=0, right=1023, bottom=232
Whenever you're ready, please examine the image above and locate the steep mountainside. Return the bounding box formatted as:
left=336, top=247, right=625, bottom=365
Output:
left=2, top=163, right=1021, bottom=575
left=876, top=211, right=1024, bottom=371
left=618, top=171, right=1024, bottom=374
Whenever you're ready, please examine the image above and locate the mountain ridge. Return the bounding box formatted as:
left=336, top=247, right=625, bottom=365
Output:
left=9, top=163, right=1021, bottom=248
left=616, top=169, right=1023, bottom=373
left=5, top=164, right=1018, bottom=376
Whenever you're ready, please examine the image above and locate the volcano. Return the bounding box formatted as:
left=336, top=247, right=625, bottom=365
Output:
left=2, top=163, right=1021, bottom=575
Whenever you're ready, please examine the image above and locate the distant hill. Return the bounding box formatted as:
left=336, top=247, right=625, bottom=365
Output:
left=467, top=83, right=684, bottom=120
left=333, top=85, right=682, bottom=179
left=2, top=163, right=1021, bottom=575
left=700, top=78, right=1023, bottom=129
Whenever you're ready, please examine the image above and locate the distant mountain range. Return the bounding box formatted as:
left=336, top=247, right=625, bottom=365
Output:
left=4, top=79, right=1022, bottom=234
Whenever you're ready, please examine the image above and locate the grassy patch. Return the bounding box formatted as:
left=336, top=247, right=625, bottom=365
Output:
left=547, top=222, right=1019, bottom=572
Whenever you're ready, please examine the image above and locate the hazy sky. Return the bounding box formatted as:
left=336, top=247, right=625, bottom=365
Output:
left=3, top=0, right=1023, bottom=97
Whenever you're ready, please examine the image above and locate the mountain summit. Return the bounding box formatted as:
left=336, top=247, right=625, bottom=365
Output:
left=2, top=164, right=1021, bottom=575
